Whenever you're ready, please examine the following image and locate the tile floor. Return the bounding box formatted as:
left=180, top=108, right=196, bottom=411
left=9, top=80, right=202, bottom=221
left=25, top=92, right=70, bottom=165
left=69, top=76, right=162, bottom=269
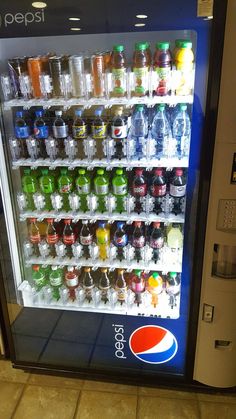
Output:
left=0, top=360, right=235, bottom=419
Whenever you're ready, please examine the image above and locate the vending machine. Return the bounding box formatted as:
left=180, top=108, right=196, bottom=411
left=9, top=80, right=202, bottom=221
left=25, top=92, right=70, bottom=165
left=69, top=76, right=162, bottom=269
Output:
left=0, top=0, right=230, bottom=386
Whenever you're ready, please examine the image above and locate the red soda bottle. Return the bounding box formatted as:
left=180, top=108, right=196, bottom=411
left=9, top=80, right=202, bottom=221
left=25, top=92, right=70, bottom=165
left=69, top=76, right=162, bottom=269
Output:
left=150, top=168, right=167, bottom=214
left=149, top=222, right=164, bottom=262
left=62, top=219, right=76, bottom=256
left=169, top=168, right=186, bottom=215
left=46, top=218, right=59, bottom=256
left=130, top=269, right=145, bottom=304
left=28, top=218, right=41, bottom=255
left=79, top=220, right=93, bottom=259
left=131, top=221, right=145, bottom=261
left=65, top=267, right=79, bottom=301
left=131, top=168, right=147, bottom=213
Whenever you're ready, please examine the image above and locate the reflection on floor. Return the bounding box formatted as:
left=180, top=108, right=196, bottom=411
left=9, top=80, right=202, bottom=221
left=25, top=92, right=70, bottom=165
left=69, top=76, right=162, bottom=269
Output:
left=0, top=359, right=235, bottom=419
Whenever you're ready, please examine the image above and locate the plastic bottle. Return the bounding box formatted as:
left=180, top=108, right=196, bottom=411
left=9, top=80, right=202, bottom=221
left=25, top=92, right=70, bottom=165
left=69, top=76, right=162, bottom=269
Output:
left=133, top=42, right=149, bottom=97
left=145, top=42, right=152, bottom=68
left=46, top=218, right=59, bottom=256
left=113, top=222, right=128, bottom=261
left=167, top=224, right=183, bottom=250
left=112, top=169, right=127, bottom=213
left=169, top=168, right=186, bottom=214
left=130, top=105, right=148, bottom=158
left=149, top=222, right=164, bottom=262
left=110, top=106, right=127, bottom=159
left=166, top=271, right=181, bottom=296
left=115, top=269, right=127, bottom=303
left=28, top=218, right=41, bottom=244
left=81, top=267, right=95, bottom=301
left=94, top=169, right=109, bottom=213
left=21, top=168, right=38, bottom=210
left=151, top=104, right=172, bottom=156
left=58, top=168, right=74, bottom=211
left=146, top=272, right=163, bottom=306
left=110, top=44, right=126, bottom=97
left=153, top=42, right=172, bottom=96
left=91, top=108, right=107, bottom=139
left=62, top=219, right=76, bottom=256
left=150, top=168, right=167, bottom=214
left=34, top=109, right=49, bottom=158
left=72, top=109, right=87, bottom=140
left=130, top=269, right=145, bottom=304
left=132, top=221, right=145, bottom=261
left=75, top=169, right=91, bottom=212
left=96, top=221, right=110, bottom=260
left=172, top=104, right=191, bottom=157
left=175, top=40, right=194, bottom=95
left=131, top=168, right=147, bottom=213
left=32, top=265, right=48, bottom=291
left=39, top=168, right=55, bottom=211
left=53, top=110, right=68, bottom=157
left=98, top=268, right=111, bottom=302
left=65, top=266, right=79, bottom=301
left=79, top=220, right=93, bottom=259
left=49, top=265, right=63, bottom=301
left=14, top=110, right=30, bottom=158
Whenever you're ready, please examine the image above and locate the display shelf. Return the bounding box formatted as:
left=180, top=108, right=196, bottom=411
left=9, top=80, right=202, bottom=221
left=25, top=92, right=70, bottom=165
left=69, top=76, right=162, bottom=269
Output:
left=24, top=255, right=182, bottom=273
left=4, top=95, right=194, bottom=111
left=12, top=156, right=189, bottom=169
left=18, top=280, right=180, bottom=319
left=19, top=209, right=185, bottom=223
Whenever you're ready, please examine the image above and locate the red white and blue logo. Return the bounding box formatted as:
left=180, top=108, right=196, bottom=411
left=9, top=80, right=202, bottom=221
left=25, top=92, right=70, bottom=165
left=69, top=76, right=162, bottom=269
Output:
left=129, top=325, right=178, bottom=364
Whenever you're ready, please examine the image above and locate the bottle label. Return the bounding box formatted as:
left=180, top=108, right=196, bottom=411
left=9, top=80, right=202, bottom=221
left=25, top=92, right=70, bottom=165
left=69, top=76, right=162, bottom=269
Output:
left=151, top=184, right=166, bottom=197
left=65, top=275, right=79, bottom=287
left=170, top=184, right=186, bottom=197
left=50, top=275, right=62, bottom=287
left=97, top=235, right=109, bottom=245
left=150, top=237, right=164, bottom=249
left=30, top=234, right=41, bottom=244
left=63, top=234, right=75, bottom=245
left=132, top=237, right=145, bottom=248
left=34, top=125, right=49, bottom=139
left=53, top=125, right=68, bottom=139
left=15, top=126, right=30, bottom=139
left=131, top=281, right=144, bottom=293
left=23, top=183, right=37, bottom=194
left=34, top=275, right=45, bottom=287
left=156, top=66, right=171, bottom=80
left=133, top=67, right=148, bottom=95
left=113, top=184, right=127, bottom=196
left=80, top=234, right=93, bottom=246
left=114, top=235, right=128, bottom=247
left=77, top=184, right=90, bottom=194
left=92, top=125, right=107, bottom=139
left=112, top=68, right=126, bottom=93
left=95, top=184, right=108, bottom=195
left=132, top=185, right=147, bottom=196
left=115, top=285, right=127, bottom=301
left=111, top=125, right=127, bottom=139
left=47, top=234, right=59, bottom=245
left=59, top=183, right=73, bottom=193
left=73, top=125, right=87, bottom=139
left=41, top=183, right=54, bottom=194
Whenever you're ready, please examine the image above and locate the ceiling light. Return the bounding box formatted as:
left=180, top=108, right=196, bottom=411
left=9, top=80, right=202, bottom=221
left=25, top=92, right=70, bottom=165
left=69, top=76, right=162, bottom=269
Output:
left=70, top=28, right=82, bottom=31
left=207, top=15, right=213, bottom=19
left=136, top=14, right=148, bottom=19
left=69, top=17, right=80, bottom=21
left=134, top=23, right=146, bottom=27
left=32, top=2, right=47, bottom=8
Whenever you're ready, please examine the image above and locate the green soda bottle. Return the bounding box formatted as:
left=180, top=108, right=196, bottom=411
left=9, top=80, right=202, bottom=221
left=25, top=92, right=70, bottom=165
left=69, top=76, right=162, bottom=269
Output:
left=94, top=169, right=109, bottom=213
left=49, top=265, right=63, bottom=301
left=32, top=265, right=48, bottom=291
left=57, top=168, right=74, bottom=212
left=21, top=168, right=38, bottom=210
left=76, top=168, right=91, bottom=212
left=112, top=168, right=128, bottom=213
left=39, top=168, right=55, bottom=211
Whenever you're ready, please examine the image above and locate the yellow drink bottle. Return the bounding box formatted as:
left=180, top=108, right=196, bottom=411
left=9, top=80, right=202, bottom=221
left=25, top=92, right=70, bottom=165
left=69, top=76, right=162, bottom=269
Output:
left=96, top=221, right=110, bottom=260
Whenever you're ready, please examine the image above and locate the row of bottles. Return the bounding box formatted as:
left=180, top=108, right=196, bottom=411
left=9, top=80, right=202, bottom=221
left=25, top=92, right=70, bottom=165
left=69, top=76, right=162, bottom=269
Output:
left=2, top=40, right=194, bottom=100
left=25, top=218, right=183, bottom=265
left=11, top=104, right=191, bottom=161
left=26, top=265, right=180, bottom=310
left=19, top=167, right=186, bottom=215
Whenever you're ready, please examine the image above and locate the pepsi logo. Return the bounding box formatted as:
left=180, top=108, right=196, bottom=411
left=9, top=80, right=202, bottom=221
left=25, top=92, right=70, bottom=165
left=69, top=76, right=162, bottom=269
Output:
left=129, top=325, right=178, bottom=364
left=114, top=128, right=122, bottom=138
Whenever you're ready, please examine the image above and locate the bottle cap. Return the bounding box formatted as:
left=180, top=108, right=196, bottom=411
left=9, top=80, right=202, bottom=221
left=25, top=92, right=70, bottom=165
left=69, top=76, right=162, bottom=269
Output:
left=98, top=221, right=106, bottom=228
left=153, top=222, right=160, bottom=228
left=32, top=265, right=40, bottom=271
left=152, top=272, right=159, bottom=279
left=134, top=221, right=142, bottom=227
left=52, top=266, right=58, bottom=270
left=156, top=42, right=170, bottom=50
left=55, top=110, right=62, bottom=116
left=41, top=168, right=49, bottom=175
left=75, top=109, right=82, bottom=117
left=46, top=218, right=54, bottom=223
left=176, top=168, right=183, bottom=176
left=67, top=267, right=74, bottom=272
left=35, top=109, right=43, bottom=117
left=145, top=42, right=150, bottom=48
left=30, top=218, right=37, bottom=222
left=181, top=41, right=192, bottom=48
left=170, top=272, right=177, bottom=278
left=117, top=221, right=124, bottom=229
left=117, top=268, right=124, bottom=274
left=64, top=219, right=72, bottom=224
left=101, top=268, right=107, bottom=272
left=16, top=110, right=24, bottom=118
left=82, top=220, right=88, bottom=224
left=180, top=103, right=187, bottom=111
left=60, top=168, right=68, bottom=175
left=135, top=168, right=143, bottom=175
left=116, top=169, right=123, bottom=175
left=154, top=168, right=163, bottom=176
left=136, top=104, right=144, bottom=111
left=84, top=267, right=91, bottom=272
left=135, top=42, right=147, bottom=51
left=158, top=104, right=165, bottom=111
left=97, top=169, right=104, bottom=175
left=23, top=168, right=31, bottom=175
left=113, top=45, right=124, bottom=52
left=175, top=39, right=187, bottom=48
left=78, top=169, right=86, bottom=175
left=134, top=269, right=142, bottom=275
left=94, top=108, right=102, bottom=117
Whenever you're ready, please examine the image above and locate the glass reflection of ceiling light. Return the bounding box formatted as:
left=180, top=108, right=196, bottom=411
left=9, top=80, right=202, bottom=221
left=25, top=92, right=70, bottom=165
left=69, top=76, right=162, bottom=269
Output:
left=69, top=17, right=81, bottom=21
left=136, top=14, right=148, bottom=19
left=207, top=16, right=213, bottom=19
left=32, top=2, right=47, bottom=8
left=70, top=28, right=82, bottom=31
left=135, top=23, right=146, bottom=27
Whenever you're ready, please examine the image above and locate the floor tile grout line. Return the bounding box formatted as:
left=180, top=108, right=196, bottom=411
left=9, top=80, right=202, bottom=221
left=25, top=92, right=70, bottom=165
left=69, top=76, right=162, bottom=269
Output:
left=72, top=389, right=82, bottom=419
left=136, top=395, right=140, bottom=419
left=10, top=382, right=27, bottom=419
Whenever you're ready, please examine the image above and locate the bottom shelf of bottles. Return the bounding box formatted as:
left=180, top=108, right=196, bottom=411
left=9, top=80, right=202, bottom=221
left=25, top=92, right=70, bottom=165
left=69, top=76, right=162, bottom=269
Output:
left=18, top=266, right=181, bottom=319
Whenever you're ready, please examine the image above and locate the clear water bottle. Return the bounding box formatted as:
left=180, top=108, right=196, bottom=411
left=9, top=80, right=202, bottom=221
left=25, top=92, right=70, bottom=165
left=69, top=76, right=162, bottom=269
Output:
left=130, top=105, right=148, bottom=159
left=172, top=104, right=191, bottom=157
left=151, top=104, right=172, bottom=156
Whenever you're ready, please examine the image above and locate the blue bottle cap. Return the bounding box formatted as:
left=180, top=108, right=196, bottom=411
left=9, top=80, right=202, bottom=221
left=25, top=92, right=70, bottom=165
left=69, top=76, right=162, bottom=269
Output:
left=16, top=110, right=24, bottom=118
left=75, top=109, right=82, bottom=117
left=35, top=109, right=43, bottom=117
left=117, top=222, right=124, bottom=229
left=95, top=108, right=102, bottom=117
left=98, top=221, right=106, bottom=228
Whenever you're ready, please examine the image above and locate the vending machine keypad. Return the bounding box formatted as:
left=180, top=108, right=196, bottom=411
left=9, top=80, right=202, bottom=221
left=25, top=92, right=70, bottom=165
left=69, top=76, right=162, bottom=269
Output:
left=217, top=199, right=236, bottom=231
